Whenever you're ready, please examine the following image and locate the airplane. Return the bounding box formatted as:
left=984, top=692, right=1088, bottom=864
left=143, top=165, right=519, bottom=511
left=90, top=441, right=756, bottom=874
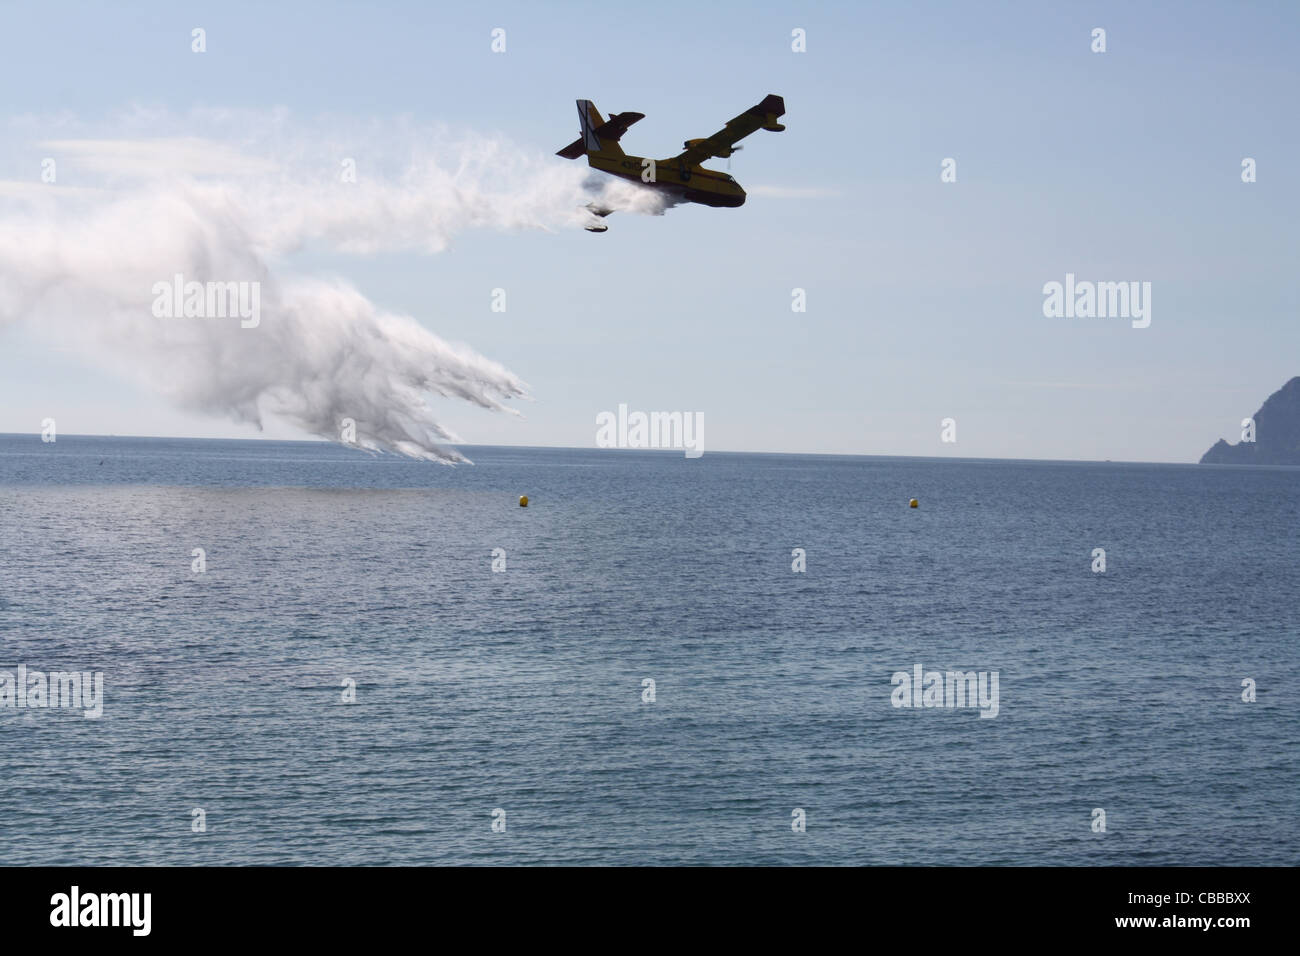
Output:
left=556, top=94, right=786, bottom=231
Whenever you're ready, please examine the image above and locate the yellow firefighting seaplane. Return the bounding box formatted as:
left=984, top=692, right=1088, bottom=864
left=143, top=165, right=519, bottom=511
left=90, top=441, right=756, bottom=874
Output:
left=556, top=94, right=786, bottom=231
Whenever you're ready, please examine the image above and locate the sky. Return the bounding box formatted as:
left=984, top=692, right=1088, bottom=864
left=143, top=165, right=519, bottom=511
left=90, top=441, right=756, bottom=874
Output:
left=0, top=0, right=1297, bottom=462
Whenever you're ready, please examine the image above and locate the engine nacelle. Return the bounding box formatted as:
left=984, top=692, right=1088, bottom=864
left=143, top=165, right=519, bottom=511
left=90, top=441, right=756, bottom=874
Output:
left=683, top=137, right=737, bottom=157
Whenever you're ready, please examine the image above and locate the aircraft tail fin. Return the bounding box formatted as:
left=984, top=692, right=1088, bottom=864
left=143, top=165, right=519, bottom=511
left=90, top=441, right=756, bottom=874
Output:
left=557, top=100, right=640, bottom=159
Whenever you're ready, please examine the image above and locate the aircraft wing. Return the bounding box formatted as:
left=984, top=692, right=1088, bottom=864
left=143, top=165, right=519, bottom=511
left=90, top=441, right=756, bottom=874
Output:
left=671, top=94, right=786, bottom=167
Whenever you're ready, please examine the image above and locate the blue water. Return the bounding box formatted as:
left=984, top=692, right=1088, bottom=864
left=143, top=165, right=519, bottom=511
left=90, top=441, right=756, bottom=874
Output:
left=1, top=434, right=1296, bottom=865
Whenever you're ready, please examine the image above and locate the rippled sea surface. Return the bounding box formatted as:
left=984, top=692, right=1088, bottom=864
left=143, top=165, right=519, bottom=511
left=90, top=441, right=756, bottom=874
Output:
left=0, top=434, right=1295, bottom=865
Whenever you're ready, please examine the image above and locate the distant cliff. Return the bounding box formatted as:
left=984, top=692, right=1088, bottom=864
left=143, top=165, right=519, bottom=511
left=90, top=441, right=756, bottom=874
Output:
left=1200, top=376, right=1300, bottom=465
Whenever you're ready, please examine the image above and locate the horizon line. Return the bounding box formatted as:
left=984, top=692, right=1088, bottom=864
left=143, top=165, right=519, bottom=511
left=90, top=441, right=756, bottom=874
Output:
left=0, top=430, right=1248, bottom=469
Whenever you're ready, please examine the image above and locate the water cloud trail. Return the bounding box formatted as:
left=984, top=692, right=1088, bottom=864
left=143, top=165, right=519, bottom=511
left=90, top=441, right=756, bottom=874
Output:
left=0, top=115, right=670, bottom=461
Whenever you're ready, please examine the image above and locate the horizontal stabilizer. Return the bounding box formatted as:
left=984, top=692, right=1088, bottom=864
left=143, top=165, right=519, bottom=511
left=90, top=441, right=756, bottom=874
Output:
left=592, top=111, right=644, bottom=142
left=556, top=138, right=586, bottom=159
left=556, top=107, right=644, bottom=159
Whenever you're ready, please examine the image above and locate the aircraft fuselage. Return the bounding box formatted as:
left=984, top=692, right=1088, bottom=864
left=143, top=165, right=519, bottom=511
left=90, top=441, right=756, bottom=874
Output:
left=587, top=152, right=747, bottom=208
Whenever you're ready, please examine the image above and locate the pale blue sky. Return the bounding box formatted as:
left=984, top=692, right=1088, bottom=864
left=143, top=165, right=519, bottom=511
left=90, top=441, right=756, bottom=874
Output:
left=1, top=0, right=1297, bottom=461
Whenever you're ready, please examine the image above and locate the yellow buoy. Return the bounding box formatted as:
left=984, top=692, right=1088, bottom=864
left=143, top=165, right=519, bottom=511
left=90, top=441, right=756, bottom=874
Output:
left=519, top=495, right=529, bottom=508
left=909, top=498, right=919, bottom=508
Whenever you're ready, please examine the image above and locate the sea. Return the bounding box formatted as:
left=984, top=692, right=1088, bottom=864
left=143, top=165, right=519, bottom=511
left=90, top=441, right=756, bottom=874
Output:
left=1, top=434, right=1295, bottom=865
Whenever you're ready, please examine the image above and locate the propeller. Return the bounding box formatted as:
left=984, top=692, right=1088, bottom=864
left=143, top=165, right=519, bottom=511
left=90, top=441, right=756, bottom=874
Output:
left=727, top=145, right=743, bottom=170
